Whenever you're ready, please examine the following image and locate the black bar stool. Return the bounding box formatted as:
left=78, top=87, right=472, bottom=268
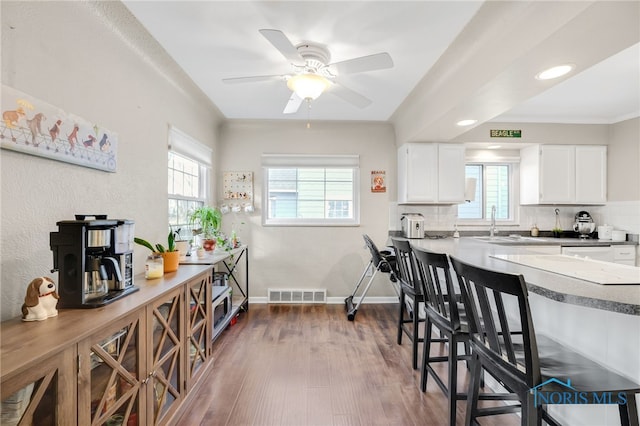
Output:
left=390, top=237, right=425, bottom=369
left=450, top=256, right=640, bottom=426
left=412, top=247, right=472, bottom=425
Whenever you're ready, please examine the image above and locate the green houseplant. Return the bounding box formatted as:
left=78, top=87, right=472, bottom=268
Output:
left=134, top=229, right=180, bottom=273
left=189, top=206, right=222, bottom=251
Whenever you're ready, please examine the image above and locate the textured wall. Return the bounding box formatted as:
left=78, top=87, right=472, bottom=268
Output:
left=1, top=1, right=222, bottom=320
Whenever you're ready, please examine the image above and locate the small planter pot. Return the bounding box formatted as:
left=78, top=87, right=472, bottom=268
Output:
left=161, top=251, right=180, bottom=273
left=202, top=238, right=216, bottom=252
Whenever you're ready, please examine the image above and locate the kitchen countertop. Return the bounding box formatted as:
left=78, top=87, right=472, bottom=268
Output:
left=391, top=236, right=640, bottom=315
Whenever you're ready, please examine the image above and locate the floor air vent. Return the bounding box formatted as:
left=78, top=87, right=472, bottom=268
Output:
left=268, top=288, right=327, bottom=304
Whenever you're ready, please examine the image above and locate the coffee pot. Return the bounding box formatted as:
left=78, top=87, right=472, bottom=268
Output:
left=85, top=255, right=123, bottom=301
left=573, top=211, right=595, bottom=238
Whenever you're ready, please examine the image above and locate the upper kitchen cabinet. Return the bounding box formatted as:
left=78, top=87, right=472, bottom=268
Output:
left=397, top=143, right=465, bottom=204
left=520, top=145, right=607, bottom=205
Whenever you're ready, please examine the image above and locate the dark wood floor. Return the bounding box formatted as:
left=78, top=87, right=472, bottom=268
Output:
left=176, top=304, right=519, bottom=426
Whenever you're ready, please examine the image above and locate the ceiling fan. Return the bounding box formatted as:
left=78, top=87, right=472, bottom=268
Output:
left=222, top=29, right=394, bottom=114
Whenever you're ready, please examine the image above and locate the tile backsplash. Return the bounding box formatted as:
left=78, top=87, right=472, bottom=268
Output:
left=390, top=201, right=639, bottom=237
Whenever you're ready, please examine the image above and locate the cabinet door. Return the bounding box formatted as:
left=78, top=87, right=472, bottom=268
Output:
left=186, top=273, right=211, bottom=390
left=539, top=145, right=575, bottom=203
left=437, top=144, right=465, bottom=203
left=575, top=145, right=606, bottom=204
left=147, top=287, right=184, bottom=425
left=77, top=310, right=144, bottom=426
left=398, top=143, right=437, bottom=203
left=1, top=347, right=76, bottom=426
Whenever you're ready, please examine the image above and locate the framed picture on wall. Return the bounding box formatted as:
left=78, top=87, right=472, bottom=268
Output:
left=1, top=85, right=118, bottom=172
left=371, top=170, right=386, bottom=193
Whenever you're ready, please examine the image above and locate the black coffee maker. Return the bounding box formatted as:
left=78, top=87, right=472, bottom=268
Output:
left=50, top=215, right=138, bottom=308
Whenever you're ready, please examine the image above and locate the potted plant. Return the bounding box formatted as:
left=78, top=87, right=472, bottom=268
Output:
left=552, top=227, right=563, bottom=238
left=134, top=229, right=180, bottom=273
left=189, top=206, right=222, bottom=251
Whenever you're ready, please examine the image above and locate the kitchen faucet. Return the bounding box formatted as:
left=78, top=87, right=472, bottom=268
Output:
left=490, top=205, right=497, bottom=237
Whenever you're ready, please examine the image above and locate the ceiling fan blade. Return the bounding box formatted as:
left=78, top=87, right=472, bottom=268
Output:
left=283, top=93, right=304, bottom=114
left=328, top=82, right=372, bottom=109
left=222, top=74, right=285, bottom=84
left=330, top=52, right=394, bottom=75
left=259, top=29, right=306, bottom=66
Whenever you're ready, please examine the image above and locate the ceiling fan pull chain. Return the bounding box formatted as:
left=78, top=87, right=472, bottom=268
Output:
left=306, top=99, right=312, bottom=129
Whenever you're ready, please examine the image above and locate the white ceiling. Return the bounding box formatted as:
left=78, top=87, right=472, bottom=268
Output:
left=123, top=1, right=640, bottom=133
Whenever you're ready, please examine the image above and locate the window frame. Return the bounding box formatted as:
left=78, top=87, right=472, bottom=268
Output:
left=457, top=160, right=520, bottom=226
left=168, top=127, right=212, bottom=238
left=261, top=154, right=360, bottom=227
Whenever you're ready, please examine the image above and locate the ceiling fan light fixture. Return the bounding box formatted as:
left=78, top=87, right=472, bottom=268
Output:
left=287, top=73, right=330, bottom=100
left=535, top=64, right=574, bottom=80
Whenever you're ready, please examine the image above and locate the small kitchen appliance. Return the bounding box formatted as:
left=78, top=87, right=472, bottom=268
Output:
left=597, top=224, right=613, bottom=240
left=401, top=213, right=425, bottom=239
left=50, top=215, right=138, bottom=308
left=573, top=211, right=596, bottom=239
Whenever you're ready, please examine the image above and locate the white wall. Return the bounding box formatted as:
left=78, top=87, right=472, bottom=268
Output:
left=0, top=1, right=222, bottom=320
left=218, top=120, right=397, bottom=301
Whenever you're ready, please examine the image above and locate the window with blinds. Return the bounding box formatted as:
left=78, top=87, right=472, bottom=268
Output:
left=262, top=154, right=360, bottom=226
left=458, top=164, right=513, bottom=221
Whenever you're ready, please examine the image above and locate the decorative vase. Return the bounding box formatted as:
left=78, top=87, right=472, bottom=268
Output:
left=202, top=238, right=216, bottom=252
left=161, top=251, right=180, bottom=273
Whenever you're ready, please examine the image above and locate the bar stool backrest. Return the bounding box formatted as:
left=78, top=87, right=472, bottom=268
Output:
left=412, top=247, right=462, bottom=331
left=449, top=256, right=541, bottom=389
left=390, top=237, right=420, bottom=292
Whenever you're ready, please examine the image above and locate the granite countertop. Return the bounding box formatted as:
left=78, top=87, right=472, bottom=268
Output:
left=392, top=236, right=640, bottom=316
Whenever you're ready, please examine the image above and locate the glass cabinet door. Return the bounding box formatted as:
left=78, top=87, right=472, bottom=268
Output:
left=147, top=287, right=184, bottom=425
left=78, top=311, right=142, bottom=426
left=1, top=348, right=76, bottom=426
left=187, top=273, right=211, bottom=390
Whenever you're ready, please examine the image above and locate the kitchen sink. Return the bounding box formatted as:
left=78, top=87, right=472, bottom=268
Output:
left=472, top=235, right=548, bottom=243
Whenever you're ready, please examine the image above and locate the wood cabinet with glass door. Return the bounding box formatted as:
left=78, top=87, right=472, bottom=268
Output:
left=1, top=265, right=214, bottom=426
left=77, top=309, right=144, bottom=426
left=1, top=347, right=76, bottom=426
left=146, top=286, right=185, bottom=425
left=186, top=272, right=211, bottom=390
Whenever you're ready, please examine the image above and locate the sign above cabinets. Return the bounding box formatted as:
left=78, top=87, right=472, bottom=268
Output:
left=490, top=129, right=522, bottom=138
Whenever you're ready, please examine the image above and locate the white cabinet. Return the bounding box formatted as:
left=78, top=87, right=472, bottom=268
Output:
left=612, top=245, right=637, bottom=266
left=520, top=145, right=606, bottom=205
left=397, top=143, right=465, bottom=204
left=575, top=146, right=607, bottom=203
left=561, top=245, right=636, bottom=266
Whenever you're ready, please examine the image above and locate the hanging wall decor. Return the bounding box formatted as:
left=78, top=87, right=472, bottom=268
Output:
left=1, top=85, right=118, bottom=172
left=222, top=171, right=254, bottom=213
left=371, top=170, right=386, bottom=193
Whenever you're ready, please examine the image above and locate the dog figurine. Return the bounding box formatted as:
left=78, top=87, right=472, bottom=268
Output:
left=21, top=277, right=59, bottom=322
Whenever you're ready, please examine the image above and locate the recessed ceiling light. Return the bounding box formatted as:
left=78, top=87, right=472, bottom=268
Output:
left=488, top=145, right=501, bottom=149
left=535, top=64, right=574, bottom=80
left=457, top=119, right=477, bottom=127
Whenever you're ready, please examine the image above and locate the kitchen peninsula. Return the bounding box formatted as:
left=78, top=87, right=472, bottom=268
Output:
left=405, top=236, right=640, bottom=425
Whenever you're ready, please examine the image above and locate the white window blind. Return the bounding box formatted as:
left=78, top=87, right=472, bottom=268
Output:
left=261, top=154, right=360, bottom=226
